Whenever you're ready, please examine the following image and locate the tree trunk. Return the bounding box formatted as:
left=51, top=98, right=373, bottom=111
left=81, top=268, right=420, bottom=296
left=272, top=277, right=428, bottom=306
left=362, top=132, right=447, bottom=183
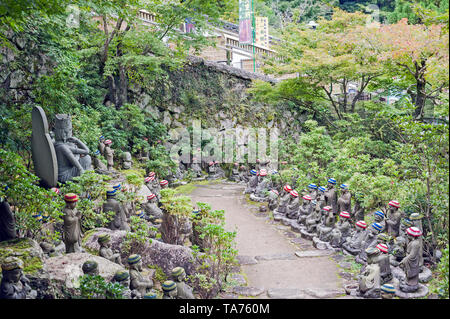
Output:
left=414, top=79, right=427, bottom=120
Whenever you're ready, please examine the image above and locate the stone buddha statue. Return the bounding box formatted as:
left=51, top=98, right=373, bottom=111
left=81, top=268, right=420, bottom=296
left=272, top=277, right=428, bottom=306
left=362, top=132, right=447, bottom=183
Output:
left=162, top=280, right=178, bottom=299
left=191, top=157, right=203, bottom=178
left=297, top=195, right=312, bottom=224
left=330, top=211, right=352, bottom=248
left=103, top=188, right=129, bottom=232
left=286, top=190, right=300, bottom=219
left=399, top=227, right=423, bottom=293
left=376, top=243, right=392, bottom=285
left=316, top=206, right=335, bottom=242
left=142, top=194, right=163, bottom=223
left=352, top=192, right=365, bottom=223
left=122, top=152, right=132, bottom=169
left=82, top=260, right=99, bottom=276
left=98, top=234, right=122, bottom=265
left=254, top=169, right=271, bottom=198
left=111, top=270, right=133, bottom=299
left=63, top=193, right=82, bottom=253
left=103, top=139, right=114, bottom=171
left=316, top=186, right=326, bottom=211
left=307, top=184, right=318, bottom=200
left=171, top=267, right=195, bottom=299
left=53, top=114, right=92, bottom=183
left=324, top=178, right=338, bottom=215
left=409, top=213, right=424, bottom=270
left=337, top=184, right=352, bottom=213
left=342, top=220, right=368, bottom=255
left=356, top=223, right=383, bottom=264
left=230, top=163, right=241, bottom=182
left=128, top=254, right=153, bottom=297
left=276, top=185, right=293, bottom=215
left=98, top=136, right=106, bottom=156
left=239, top=165, right=249, bottom=183
left=244, top=170, right=258, bottom=194
left=92, top=149, right=108, bottom=172
left=305, top=201, right=322, bottom=233
left=358, top=247, right=381, bottom=298
left=0, top=257, right=36, bottom=299
left=373, top=211, right=386, bottom=232
left=268, top=190, right=279, bottom=211
left=385, top=200, right=401, bottom=238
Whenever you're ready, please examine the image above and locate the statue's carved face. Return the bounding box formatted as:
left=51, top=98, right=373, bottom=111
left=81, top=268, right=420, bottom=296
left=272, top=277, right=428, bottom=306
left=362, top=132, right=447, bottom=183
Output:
left=3, top=268, right=22, bottom=282
left=168, top=287, right=178, bottom=297
left=66, top=202, right=77, bottom=210
left=55, top=125, right=72, bottom=142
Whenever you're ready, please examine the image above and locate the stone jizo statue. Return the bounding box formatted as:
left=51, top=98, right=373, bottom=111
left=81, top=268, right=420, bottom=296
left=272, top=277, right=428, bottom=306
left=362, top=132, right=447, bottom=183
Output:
left=82, top=260, right=99, bottom=276
left=297, top=195, right=312, bottom=224
left=162, top=280, right=178, bottom=299
left=98, top=136, right=106, bottom=156
left=111, top=270, right=133, bottom=299
left=128, top=254, right=153, bottom=297
left=0, top=257, right=36, bottom=299
left=352, top=192, right=365, bottom=223
left=103, top=139, right=114, bottom=171
left=268, top=189, right=279, bottom=211
left=142, top=193, right=163, bottom=222
left=316, top=206, right=335, bottom=242
left=276, top=185, right=292, bottom=215
left=98, top=234, right=122, bottom=265
left=380, top=284, right=396, bottom=299
left=337, top=184, right=351, bottom=213
left=307, top=184, right=318, bottom=200
left=122, top=152, right=132, bottom=169
left=63, top=193, right=82, bottom=253
left=399, top=227, right=422, bottom=293
left=376, top=243, right=392, bottom=285
left=373, top=210, right=386, bottom=232
left=343, top=220, right=368, bottom=255
left=103, top=188, right=129, bottom=231
left=386, top=200, right=401, bottom=238
left=244, top=170, right=258, bottom=194
left=324, top=178, right=338, bottom=215
left=286, top=190, right=300, bottom=219
left=358, top=247, right=381, bottom=298
left=171, top=267, right=195, bottom=299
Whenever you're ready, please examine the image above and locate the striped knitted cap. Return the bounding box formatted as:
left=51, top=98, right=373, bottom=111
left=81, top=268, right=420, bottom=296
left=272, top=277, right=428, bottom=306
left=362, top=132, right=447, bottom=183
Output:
left=365, top=247, right=380, bottom=256
left=82, top=260, right=98, bottom=273
left=356, top=220, right=368, bottom=229
left=290, top=190, right=299, bottom=197
left=271, top=189, right=279, bottom=196
left=160, top=180, right=168, bottom=186
left=283, top=185, right=292, bottom=192
left=409, top=213, right=423, bottom=220
left=99, top=136, right=105, bottom=140
left=143, top=292, right=158, bottom=299
left=402, top=218, right=413, bottom=227
left=171, top=267, right=185, bottom=277
left=51, top=187, right=60, bottom=194
left=162, top=280, right=177, bottom=292
left=374, top=211, right=385, bottom=218
left=339, top=211, right=350, bottom=219
left=406, top=226, right=422, bottom=237
left=104, top=139, right=112, bottom=145
left=135, top=210, right=145, bottom=219
left=147, top=194, right=156, bottom=200
left=340, top=184, right=348, bottom=190
left=327, top=178, right=337, bottom=184
left=144, top=176, right=152, bottom=183
left=1, top=257, right=24, bottom=271
left=127, top=254, right=142, bottom=265
left=94, top=150, right=100, bottom=155
left=98, top=234, right=111, bottom=243
left=209, top=161, right=214, bottom=166
left=323, top=206, right=332, bottom=212
left=302, top=195, right=312, bottom=201
left=250, top=169, right=257, bottom=175
left=372, top=222, right=383, bottom=232
left=389, top=200, right=400, bottom=208
left=377, top=243, right=389, bottom=253
left=114, top=270, right=130, bottom=282
left=113, top=183, right=121, bottom=190
left=318, top=186, right=326, bottom=192
left=148, top=172, right=156, bottom=177
left=308, top=184, right=318, bottom=189
left=106, top=188, right=117, bottom=196
left=64, top=193, right=78, bottom=202
left=381, top=284, right=396, bottom=294
left=259, top=169, right=267, bottom=176
left=33, top=212, right=43, bottom=221
left=377, top=233, right=390, bottom=242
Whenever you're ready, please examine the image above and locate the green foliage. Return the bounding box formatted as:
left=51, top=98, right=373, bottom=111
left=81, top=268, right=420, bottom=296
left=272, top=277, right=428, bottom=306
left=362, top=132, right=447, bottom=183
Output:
left=78, top=274, right=125, bottom=299
left=121, top=216, right=153, bottom=256
left=430, top=244, right=449, bottom=299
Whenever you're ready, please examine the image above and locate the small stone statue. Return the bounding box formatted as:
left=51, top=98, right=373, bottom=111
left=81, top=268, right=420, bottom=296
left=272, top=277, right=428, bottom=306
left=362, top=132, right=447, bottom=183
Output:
left=111, top=270, right=133, bottom=299
left=385, top=200, right=401, bottom=238
left=103, top=139, right=114, bottom=171
left=358, top=247, right=381, bottom=298
left=356, top=222, right=383, bottom=264
left=380, top=284, right=396, bottom=299
left=82, top=260, right=99, bottom=276
left=63, top=193, right=82, bottom=253
left=316, top=186, right=326, bottom=210
left=276, top=185, right=292, bottom=215
left=330, top=211, right=352, bottom=248
left=160, top=180, right=169, bottom=190
left=373, top=211, right=386, bottom=232
left=191, top=158, right=203, bottom=178
left=207, top=161, right=216, bottom=179
left=389, top=236, right=407, bottom=267
left=352, top=192, right=365, bottom=223
left=305, top=202, right=322, bottom=234
left=162, top=280, right=178, bottom=299
left=142, top=194, right=163, bottom=222
left=307, top=184, right=318, bottom=200
left=376, top=243, right=392, bottom=284
left=92, top=150, right=108, bottom=172
left=297, top=195, right=312, bottom=224
left=98, top=234, right=122, bottom=265
left=267, top=189, right=279, bottom=211
left=98, top=136, right=106, bottom=156
left=244, top=170, right=258, bottom=194
left=254, top=169, right=271, bottom=198
left=286, top=190, right=300, bottom=219
left=230, top=163, right=241, bottom=182
left=324, top=178, right=338, bottom=215
left=399, top=227, right=423, bottom=293
left=122, top=152, right=132, bottom=169
left=343, top=220, right=368, bottom=255
left=103, top=188, right=130, bottom=231
left=0, top=257, right=36, bottom=299
left=239, top=165, right=249, bottom=183
left=409, top=213, right=424, bottom=270
left=337, top=184, right=351, bottom=213
left=53, top=114, right=92, bottom=183
left=0, top=196, right=17, bottom=242
left=128, top=254, right=153, bottom=297
left=171, top=267, right=195, bottom=299
left=316, top=206, right=335, bottom=242
left=144, top=175, right=156, bottom=194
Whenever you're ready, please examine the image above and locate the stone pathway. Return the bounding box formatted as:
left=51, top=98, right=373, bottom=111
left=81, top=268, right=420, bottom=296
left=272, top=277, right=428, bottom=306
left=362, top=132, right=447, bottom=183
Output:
left=188, top=181, right=350, bottom=299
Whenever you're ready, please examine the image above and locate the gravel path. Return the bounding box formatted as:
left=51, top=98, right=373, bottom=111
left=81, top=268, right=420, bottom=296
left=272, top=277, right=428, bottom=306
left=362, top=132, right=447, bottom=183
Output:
left=188, top=182, right=348, bottom=299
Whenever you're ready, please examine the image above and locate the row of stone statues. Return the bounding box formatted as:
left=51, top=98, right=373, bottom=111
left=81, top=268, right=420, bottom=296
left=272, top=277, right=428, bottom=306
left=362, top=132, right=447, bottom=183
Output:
left=242, top=170, right=428, bottom=298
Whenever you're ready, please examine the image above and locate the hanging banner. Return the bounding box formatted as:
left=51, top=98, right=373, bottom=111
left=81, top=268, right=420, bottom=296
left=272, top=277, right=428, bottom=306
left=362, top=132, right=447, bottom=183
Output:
left=255, top=16, right=269, bottom=48
left=239, top=0, right=252, bottom=44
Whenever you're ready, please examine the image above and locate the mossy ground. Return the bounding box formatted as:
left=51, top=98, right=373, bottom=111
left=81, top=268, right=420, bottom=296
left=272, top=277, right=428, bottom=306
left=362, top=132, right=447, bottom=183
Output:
left=0, top=238, right=43, bottom=275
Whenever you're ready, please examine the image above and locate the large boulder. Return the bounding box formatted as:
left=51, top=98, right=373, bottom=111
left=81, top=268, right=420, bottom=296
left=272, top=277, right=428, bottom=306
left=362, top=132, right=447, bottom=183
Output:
left=44, top=252, right=125, bottom=298
left=82, top=228, right=198, bottom=276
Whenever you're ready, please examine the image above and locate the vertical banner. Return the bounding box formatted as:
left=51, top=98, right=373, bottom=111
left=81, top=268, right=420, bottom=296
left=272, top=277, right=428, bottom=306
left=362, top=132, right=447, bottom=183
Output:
left=239, top=0, right=252, bottom=44
left=255, top=16, right=269, bottom=48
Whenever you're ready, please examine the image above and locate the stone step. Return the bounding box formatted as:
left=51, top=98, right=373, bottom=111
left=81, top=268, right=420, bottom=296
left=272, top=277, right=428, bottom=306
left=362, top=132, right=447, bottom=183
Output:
left=255, top=253, right=296, bottom=261
left=266, top=288, right=312, bottom=299
left=237, top=255, right=258, bottom=265
left=295, top=250, right=334, bottom=258
left=233, top=286, right=265, bottom=297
